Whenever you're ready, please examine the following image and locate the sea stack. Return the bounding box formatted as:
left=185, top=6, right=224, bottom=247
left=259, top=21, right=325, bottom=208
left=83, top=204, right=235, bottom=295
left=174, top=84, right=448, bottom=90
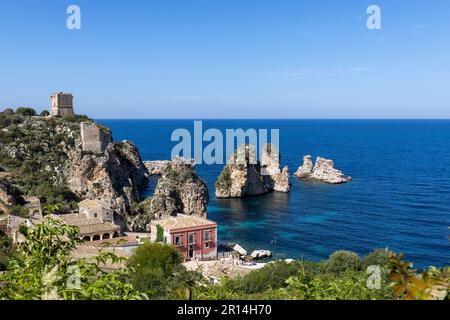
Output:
left=295, top=155, right=352, bottom=184
left=215, top=144, right=290, bottom=198
left=147, top=157, right=209, bottom=218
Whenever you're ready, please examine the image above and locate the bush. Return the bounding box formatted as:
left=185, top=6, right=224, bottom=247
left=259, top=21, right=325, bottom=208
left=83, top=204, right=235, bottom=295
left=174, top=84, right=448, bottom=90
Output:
left=325, top=250, right=362, bottom=274
left=39, top=110, right=50, bottom=117
left=10, top=205, right=29, bottom=218
left=128, top=242, right=182, bottom=295
left=0, top=217, right=147, bottom=300
left=2, top=108, right=15, bottom=115
left=15, top=107, right=36, bottom=117
left=156, top=224, right=164, bottom=242
left=224, top=260, right=302, bottom=294
left=362, top=248, right=391, bottom=270
left=215, top=166, right=231, bottom=190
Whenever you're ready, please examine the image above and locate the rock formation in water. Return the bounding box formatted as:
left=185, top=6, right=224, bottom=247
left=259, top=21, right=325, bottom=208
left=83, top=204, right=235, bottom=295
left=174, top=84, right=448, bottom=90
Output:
left=261, top=145, right=291, bottom=193
left=295, top=155, right=352, bottom=184
left=294, top=155, right=314, bottom=178
left=134, top=158, right=209, bottom=228
left=215, top=144, right=290, bottom=198
left=251, top=249, right=272, bottom=259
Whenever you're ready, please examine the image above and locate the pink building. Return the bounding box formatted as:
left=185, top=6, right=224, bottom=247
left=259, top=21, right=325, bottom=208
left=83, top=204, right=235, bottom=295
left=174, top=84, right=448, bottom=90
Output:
left=150, top=214, right=217, bottom=260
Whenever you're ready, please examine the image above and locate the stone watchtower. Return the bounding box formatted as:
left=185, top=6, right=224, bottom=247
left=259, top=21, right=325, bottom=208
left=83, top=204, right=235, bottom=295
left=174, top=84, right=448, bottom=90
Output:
left=50, top=92, right=74, bottom=117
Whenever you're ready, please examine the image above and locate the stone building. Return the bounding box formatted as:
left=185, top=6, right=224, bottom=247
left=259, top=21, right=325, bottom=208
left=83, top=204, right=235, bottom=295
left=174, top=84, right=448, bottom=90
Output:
left=50, top=92, right=74, bottom=117
left=53, top=199, right=120, bottom=242
left=6, top=215, right=33, bottom=243
left=78, top=199, right=114, bottom=223
left=80, top=122, right=112, bottom=153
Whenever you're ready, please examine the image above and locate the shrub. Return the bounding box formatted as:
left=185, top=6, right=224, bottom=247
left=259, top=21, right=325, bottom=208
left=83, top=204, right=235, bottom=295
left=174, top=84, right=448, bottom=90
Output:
left=128, top=242, right=183, bottom=295
left=215, top=166, right=231, bottom=190
left=156, top=224, right=164, bottom=242
left=325, top=250, right=362, bottom=274
left=224, top=260, right=302, bottom=294
left=15, top=107, right=36, bottom=117
left=2, top=108, right=15, bottom=115
left=0, top=217, right=147, bottom=300
left=362, top=248, right=391, bottom=270
left=39, top=110, right=50, bottom=117
left=10, top=205, right=29, bottom=218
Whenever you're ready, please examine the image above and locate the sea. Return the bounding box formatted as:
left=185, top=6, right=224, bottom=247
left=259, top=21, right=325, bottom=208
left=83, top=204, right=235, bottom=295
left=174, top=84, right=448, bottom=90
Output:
left=97, top=119, right=450, bottom=269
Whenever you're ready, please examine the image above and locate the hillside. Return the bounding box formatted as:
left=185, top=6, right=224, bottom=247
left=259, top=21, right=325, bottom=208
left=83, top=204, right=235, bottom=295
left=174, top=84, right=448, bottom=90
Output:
left=0, top=109, right=148, bottom=229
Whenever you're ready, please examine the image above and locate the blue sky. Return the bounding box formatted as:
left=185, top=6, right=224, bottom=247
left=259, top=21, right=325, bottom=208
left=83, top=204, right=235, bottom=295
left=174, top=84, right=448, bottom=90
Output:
left=0, top=0, right=449, bottom=118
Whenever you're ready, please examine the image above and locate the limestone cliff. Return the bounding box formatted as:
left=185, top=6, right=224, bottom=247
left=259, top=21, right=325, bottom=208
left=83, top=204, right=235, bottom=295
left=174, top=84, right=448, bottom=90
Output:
left=295, top=155, right=352, bottom=184
left=131, top=158, right=209, bottom=230
left=215, top=144, right=290, bottom=198
left=0, top=112, right=149, bottom=222
left=66, top=140, right=148, bottom=215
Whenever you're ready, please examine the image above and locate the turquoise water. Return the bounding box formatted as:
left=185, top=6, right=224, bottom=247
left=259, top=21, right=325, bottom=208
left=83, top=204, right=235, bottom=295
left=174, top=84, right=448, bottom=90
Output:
left=98, top=120, right=450, bottom=268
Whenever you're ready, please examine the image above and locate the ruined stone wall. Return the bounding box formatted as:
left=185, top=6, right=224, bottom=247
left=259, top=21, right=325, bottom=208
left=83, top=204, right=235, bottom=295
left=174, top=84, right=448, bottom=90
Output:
left=80, top=122, right=112, bottom=153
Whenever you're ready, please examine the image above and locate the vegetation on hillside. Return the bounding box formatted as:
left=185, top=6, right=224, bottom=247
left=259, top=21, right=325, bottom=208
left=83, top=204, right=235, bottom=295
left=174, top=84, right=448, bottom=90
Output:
left=0, top=109, right=92, bottom=212
left=0, top=217, right=447, bottom=300
left=215, top=165, right=232, bottom=190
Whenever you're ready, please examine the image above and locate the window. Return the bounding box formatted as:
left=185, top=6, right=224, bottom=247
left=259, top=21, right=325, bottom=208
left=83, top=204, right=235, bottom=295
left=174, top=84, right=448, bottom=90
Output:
left=204, top=230, right=211, bottom=242
left=188, top=233, right=196, bottom=245
left=205, top=242, right=210, bottom=248
left=174, top=234, right=182, bottom=246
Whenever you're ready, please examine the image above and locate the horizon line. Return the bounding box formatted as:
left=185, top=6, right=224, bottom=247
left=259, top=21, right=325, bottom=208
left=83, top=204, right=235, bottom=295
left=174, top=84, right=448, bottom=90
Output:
left=94, top=118, right=450, bottom=121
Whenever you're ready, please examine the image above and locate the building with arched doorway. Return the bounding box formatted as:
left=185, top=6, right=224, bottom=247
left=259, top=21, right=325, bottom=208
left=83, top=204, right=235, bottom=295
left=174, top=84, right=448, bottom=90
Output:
left=53, top=199, right=121, bottom=242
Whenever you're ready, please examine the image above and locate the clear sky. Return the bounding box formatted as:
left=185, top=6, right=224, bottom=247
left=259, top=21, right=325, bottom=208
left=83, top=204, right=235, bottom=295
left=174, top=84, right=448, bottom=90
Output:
left=0, top=0, right=449, bottom=119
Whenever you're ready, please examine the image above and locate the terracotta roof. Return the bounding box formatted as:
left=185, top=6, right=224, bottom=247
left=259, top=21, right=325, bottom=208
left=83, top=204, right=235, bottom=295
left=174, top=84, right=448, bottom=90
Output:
left=51, top=213, right=119, bottom=235
left=78, top=222, right=120, bottom=235
left=55, top=213, right=103, bottom=226
left=85, top=235, right=139, bottom=246
left=151, top=214, right=217, bottom=231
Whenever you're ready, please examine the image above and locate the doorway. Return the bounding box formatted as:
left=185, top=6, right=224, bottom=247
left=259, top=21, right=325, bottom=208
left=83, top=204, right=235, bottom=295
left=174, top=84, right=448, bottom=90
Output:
left=188, top=245, right=194, bottom=259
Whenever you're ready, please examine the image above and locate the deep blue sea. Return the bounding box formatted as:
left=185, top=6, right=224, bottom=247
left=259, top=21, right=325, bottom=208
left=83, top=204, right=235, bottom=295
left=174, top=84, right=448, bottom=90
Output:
left=98, top=120, right=450, bottom=269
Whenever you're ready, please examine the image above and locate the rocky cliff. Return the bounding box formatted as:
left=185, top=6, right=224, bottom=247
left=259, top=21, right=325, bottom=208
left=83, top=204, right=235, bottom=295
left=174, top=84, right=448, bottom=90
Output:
left=215, top=144, right=290, bottom=198
left=129, top=158, right=209, bottom=231
left=0, top=111, right=149, bottom=223
left=66, top=139, right=148, bottom=215
left=295, top=155, right=352, bottom=184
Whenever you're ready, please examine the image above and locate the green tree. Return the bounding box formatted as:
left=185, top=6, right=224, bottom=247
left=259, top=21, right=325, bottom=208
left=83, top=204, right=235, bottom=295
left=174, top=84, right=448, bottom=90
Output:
left=39, top=110, right=50, bottom=117
left=15, top=107, right=37, bottom=117
left=362, top=248, right=391, bottom=270
left=0, top=217, right=147, bottom=300
left=42, top=203, right=62, bottom=216
left=325, top=250, right=362, bottom=274
left=2, top=108, right=15, bottom=115
left=156, top=224, right=164, bottom=242
left=128, top=241, right=183, bottom=297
